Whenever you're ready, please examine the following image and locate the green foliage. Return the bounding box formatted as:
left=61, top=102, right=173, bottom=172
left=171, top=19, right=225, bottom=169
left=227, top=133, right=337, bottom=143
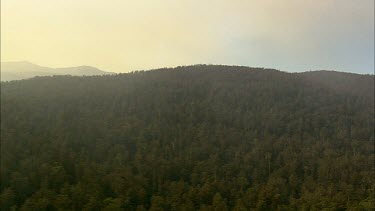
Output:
left=1, top=65, right=374, bottom=210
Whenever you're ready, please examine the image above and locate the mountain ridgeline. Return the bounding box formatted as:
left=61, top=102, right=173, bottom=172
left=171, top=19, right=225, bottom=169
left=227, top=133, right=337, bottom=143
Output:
left=1, top=61, right=114, bottom=81
left=1, top=65, right=374, bottom=210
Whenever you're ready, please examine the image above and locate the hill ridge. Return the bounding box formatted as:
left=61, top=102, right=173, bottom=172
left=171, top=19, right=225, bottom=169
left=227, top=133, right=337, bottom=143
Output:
left=1, top=61, right=114, bottom=81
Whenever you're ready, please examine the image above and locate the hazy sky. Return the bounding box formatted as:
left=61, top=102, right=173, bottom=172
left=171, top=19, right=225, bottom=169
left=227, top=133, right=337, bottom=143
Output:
left=1, top=0, right=374, bottom=73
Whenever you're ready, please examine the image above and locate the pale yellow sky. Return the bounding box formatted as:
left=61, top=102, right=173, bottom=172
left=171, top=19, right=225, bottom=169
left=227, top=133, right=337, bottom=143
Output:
left=1, top=0, right=374, bottom=73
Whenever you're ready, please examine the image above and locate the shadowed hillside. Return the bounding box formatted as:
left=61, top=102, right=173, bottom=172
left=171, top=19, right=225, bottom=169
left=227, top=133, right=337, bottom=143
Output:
left=1, top=65, right=374, bottom=210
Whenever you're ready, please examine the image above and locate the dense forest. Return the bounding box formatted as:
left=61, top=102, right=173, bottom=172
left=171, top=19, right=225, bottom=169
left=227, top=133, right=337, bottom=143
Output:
left=1, top=65, right=374, bottom=210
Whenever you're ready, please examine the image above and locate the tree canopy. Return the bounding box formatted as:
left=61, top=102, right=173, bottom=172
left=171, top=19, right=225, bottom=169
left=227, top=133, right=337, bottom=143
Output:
left=1, top=65, right=374, bottom=210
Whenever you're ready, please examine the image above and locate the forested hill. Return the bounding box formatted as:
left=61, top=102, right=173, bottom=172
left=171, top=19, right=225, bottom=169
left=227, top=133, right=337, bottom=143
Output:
left=1, top=65, right=374, bottom=210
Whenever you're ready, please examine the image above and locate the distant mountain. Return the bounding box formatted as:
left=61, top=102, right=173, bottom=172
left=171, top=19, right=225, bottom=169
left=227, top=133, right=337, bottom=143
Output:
left=1, top=61, right=114, bottom=81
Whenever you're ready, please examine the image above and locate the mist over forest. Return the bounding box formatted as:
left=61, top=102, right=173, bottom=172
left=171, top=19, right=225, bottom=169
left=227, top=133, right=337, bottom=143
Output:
left=1, top=65, right=374, bottom=210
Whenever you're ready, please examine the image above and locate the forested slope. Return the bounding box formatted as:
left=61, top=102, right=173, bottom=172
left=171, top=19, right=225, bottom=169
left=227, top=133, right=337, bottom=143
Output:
left=1, top=65, right=374, bottom=210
